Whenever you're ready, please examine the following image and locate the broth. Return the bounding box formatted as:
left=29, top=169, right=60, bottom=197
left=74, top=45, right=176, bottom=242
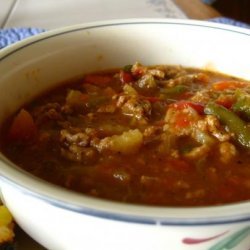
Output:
left=1, top=62, right=250, bottom=206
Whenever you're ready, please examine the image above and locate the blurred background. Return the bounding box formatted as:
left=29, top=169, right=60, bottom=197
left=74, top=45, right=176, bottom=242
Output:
left=211, top=0, right=250, bottom=23
left=0, top=0, right=249, bottom=30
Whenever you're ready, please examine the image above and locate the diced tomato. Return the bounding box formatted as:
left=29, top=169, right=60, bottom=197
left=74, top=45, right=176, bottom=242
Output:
left=8, top=109, right=37, bottom=143
left=174, top=113, right=191, bottom=128
left=216, top=98, right=234, bottom=109
left=187, top=102, right=204, bottom=115
left=84, top=74, right=112, bottom=85
left=132, top=66, right=146, bottom=77
left=212, top=80, right=247, bottom=91
left=168, top=101, right=204, bottom=129
left=119, top=70, right=134, bottom=83
left=171, top=101, right=204, bottom=115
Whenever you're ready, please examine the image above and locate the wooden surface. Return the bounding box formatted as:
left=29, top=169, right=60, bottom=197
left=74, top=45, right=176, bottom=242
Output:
left=174, top=0, right=221, bottom=19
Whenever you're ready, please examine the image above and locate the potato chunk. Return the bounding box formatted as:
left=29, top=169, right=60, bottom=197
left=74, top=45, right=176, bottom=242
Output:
left=96, top=129, right=143, bottom=155
left=0, top=205, right=15, bottom=244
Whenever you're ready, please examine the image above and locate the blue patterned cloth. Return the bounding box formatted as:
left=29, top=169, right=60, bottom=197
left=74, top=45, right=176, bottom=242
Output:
left=209, top=17, right=250, bottom=29
left=0, top=19, right=249, bottom=50
left=0, top=27, right=45, bottom=49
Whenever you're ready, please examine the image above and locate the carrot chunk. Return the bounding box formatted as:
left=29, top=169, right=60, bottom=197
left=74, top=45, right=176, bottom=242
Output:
left=8, top=109, right=37, bottom=142
left=212, top=80, right=247, bottom=91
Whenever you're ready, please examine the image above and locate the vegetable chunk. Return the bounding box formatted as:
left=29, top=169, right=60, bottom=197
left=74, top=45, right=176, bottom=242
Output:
left=8, top=109, right=37, bottom=142
left=0, top=205, right=15, bottom=244
left=96, top=129, right=143, bottom=155
left=204, top=102, right=250, bottom=148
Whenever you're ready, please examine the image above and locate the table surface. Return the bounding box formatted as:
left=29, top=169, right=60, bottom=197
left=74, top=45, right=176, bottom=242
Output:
left=174, top=0, right=220, bottom=19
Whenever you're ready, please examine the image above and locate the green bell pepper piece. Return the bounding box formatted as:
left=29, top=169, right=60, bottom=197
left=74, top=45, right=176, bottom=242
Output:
left=204, top=102, right=250, bottom=148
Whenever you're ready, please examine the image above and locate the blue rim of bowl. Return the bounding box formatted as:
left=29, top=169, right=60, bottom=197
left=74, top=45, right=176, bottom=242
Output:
left=1, top=19, right=249, bottom=61
left=0, top=19, right=250, bottom=226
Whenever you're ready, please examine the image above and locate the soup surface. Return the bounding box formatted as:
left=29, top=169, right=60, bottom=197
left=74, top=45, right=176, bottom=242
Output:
left=1, top=62, right=250, bottom=206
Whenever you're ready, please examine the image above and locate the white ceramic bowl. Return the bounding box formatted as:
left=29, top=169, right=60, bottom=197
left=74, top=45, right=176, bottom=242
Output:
left=0, top=19, right=250, bottom=250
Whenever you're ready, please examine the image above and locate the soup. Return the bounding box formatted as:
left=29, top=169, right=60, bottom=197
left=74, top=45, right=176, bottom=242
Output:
left=1, top=62, right=250, bottom=206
